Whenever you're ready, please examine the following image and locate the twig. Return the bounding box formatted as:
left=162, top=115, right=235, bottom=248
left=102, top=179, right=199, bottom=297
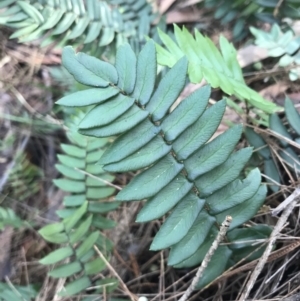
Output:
left=272, top=187, right=300, bottom=216
left=74, top=167, right=122, bottom=190
left=94, top=245, right=138, bottom=301
left=238, top=190, right=300, bottom=301
left=178, top=216, right=232, bottom=301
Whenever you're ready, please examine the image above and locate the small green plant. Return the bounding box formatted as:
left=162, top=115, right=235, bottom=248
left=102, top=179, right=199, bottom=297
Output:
left=56, top=41, right=270, bottom=288
left=39, top=120, right=119, bottom=297
left=154, top=24, right=279, bottom=115
left=246, top=97, right=300, bottom=192
left=251, top=23, right=300, bottom=80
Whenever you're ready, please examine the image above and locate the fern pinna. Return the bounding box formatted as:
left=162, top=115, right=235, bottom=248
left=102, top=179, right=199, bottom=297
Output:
left=39, top=125, right=119, bottom=297
left=57, top=41, right=269, bottom=288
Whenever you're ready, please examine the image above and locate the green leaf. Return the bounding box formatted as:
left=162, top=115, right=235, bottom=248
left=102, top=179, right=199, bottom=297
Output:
left=146, top=56, right=188, bottom=122
left=49, top=261, right=82, bottom=278
left=67, top=15, right=90, bottom=39
left=62, top=46, right=109, bottom=87
left=63, top=194, right=86, bottom=207
left=104, top=135, right=172, bottom=172
left=269, top=113, right=292, bottom=147
left=86, top=174, right=115, bottom=187
left=39, top=247, right=73, bottom=265
left=60, top=144, right=85, bottom=158
left=79, top=94, right=135, bottom=129
left=264, top=159, right=280, bottom=192
left=216, top=185, right=267, bottom=230
left=195, top=148, right=252, bottom=196
left=76, top=231, right=100, bottom=258
left=116, top=154, right=184, bottom=201
left=17, top=1, right=44, bottom=24
left=86, top=187, right=115, bottom=199
left=285, top=96, right=300, bottom=135
left=57, top=154, right=85, bottom=169
left=173, top=100, right=226, bottom=160
left=56, top=87, right=119, bottom=107
left=79, top=105, right=149, bottom=138
left=279, top=147, right=300, bottom=172
left=174, top=228, right=218, bottom=268
left=88, top=201, right=120, bottom=213
left=99, top=119, right=160, bottom=165
left=52, top=12, right=76, bottom=35
left=136, top=174, right=193, bottom=222
left=244, top=127, right=271, bottom=159
left=156, top=25, right=279, bottom=113
left=157, top=27, right=184, bottom=60
left=92, top=215, right=116, bottom=229
left=64, top=202, right=88, bottom=232
left=84, top=258, right=106, bottom=275
left=53, top=179, right=85, bottom=193
left=39, top=222, right=64, bottom=237
left=55, top=164, right=84, bottom=180
left=70, top=215, right=93, bottom=244
left=195, top=246, right=232, bottom=289
left=132, top=40, right=156, bottom=105
left=41, top=232, right=69, bottom=244
left=115, top=43, right=137, bottom=94
left=76, top=51, right=118, bottom=84
left=168, top=211, right=215, bottom=265
left=84, top=21, right=102, bottom=43
left=95, top=278, right=119, bottom=293
left=161, top=85, right=210, bottom=141
left=185, top=125, right=243, bottom=180
left=150, top=193, right=205, bottom=250
left=59, top=277, right=91, bottom=297
left=207, top=168, right=261, bottom=214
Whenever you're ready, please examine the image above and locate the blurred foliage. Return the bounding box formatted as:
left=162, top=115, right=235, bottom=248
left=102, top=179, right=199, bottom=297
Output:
left=251, top=23, right=300, bottom=80
left=198, top=0, right=300, bottom=40
left=245, top=97, right=300, bottom=192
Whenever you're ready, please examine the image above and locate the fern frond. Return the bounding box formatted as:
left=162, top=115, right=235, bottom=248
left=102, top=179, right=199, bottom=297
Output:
left=0, top=0, right=157, bottom=52
left=56, top=42, right=270, bottom=288
left=246, top=97, right=300, bottom=192
left=5, top=151, right=43, bottom=201
left=154, top=25, right=279, bottom=114
left=39, top=115, right=118, bottom=297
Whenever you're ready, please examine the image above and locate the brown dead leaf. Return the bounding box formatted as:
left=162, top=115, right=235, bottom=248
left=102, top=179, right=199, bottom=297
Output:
left=237, top=45, right=269, bottom=68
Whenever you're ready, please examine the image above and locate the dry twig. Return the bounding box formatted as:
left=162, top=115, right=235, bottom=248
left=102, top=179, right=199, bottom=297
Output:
left=238, top=189, right=300, bottom=301
left=178, top=216, right=232, bottom=301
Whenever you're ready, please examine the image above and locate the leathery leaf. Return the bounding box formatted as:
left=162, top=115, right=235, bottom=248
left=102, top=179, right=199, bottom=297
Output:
left=207, top=168, right=261, bottom=214
left=146, top=56, right=188, bottom=122
left=136, top=174, right=193, bottom=222
left=161, top=85, right=210, bottom=141
left=173, top=100, right=226, bottom=160
left=79, top=94, right=135, bottom=129
left=116, top=154, right=184, bottom=201
left=150, top=193, right=205, bottom=250
left=185, top=125, right=243, bottom=180
left=168, top=211, right=215, bottom=265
